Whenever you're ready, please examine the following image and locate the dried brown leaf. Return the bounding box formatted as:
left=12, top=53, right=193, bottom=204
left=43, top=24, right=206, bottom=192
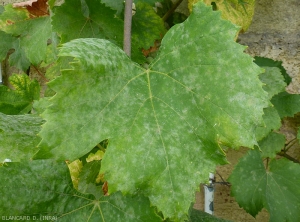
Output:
left=13, top=0, right=49, bottom=18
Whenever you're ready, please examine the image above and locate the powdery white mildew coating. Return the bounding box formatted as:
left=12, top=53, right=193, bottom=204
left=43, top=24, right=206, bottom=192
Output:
left=36, top=2, right=269, bottom=221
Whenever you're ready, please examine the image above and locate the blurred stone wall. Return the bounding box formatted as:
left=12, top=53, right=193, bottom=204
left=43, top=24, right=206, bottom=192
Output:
left=239, top=0, right=300, bottom=93
left=195, top=0, right=300, bottom=221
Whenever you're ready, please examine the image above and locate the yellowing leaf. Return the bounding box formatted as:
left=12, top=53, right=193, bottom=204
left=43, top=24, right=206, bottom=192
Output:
left=0, top=74, right=40, bottom=114
left=67, top=159, right=83, bottom=189
left=86, top=150, right=105, bottom=162
left=189, top=0, right=255, bottom=32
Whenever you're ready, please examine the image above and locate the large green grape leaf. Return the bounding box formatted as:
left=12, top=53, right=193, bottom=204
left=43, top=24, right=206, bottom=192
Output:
left=189, top=0, right=255, bottom=32
left=271, top=92, right=300, bottom=118
left=0, top=74, right=40, bottom=115
left=228, top=149, right=300, bottom=222
left=35, top=2, right=268, bottom=220
left=0, top=4, right=51, bottom=70
left=0, top=113, right=44, bottom=162
left=0, top=160, right=162, bottom=221
left=259, top=67, right=286, bottom=99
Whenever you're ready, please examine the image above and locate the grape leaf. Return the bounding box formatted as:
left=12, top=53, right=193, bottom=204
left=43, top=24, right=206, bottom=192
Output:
left=86, top=150, right=105, bottom=162
left=135, top=0, right=164, bottom=4
left=35, top=2, right=268, bottom=220
left=0, top=31, right=14, bottom=61
left=78, top=160, right=102, bottom=195
left=229, top=149, right=300, bottom=222
left=255, top=106, right=281, bottom=141
left=189, top=0, right=255, bottom=32
left=13, top=0, right=39, bottom=7
left=259, top=67, right=286, bottom=99
left=10, top=74, right=40, bottom=100
left=0, top=4, right=51, bottom=70
left=0, top=31, right=31, bottom=70
left=254, top=66, right=285, bottom=141
left=51, top=0, right=124, bottom=50
left=67, top=159, right=83, bottom=190
left=0, top=74, right=40, bottom=115
left=52, top=0, right=165, bottom=63
left=0, top=113, right=43, bottom=162
left=101, top=0, right=124, bottom=15
left=0, top=160, right=162, bottom=222
left=258, top=131, right=285, bottom=158
left=271, top=92, right=300, bottom=118
left=0, top=86, right=29, bottom=114
left=254, top=56, right=292, bottom=85
left=32, top=96, right=51, bottom=115
left=76, top=159, right=106, bottom=200
left=13, top=0, right=49, bottom=18
left=131, top=2, right=166, bottom=62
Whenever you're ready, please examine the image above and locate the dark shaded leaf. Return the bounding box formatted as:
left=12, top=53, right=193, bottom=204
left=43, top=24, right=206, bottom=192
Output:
left=258, top=131, right=285, bottom=158
left=259, top=66, right=286, bottom=99
left=255, top=106, right=281, bottom=141
left=255, top=56, right=292, bottom=85
left=229, top=149, right=300, bottom=221
left=0, top=74, right=40, bottom=115
left=271, top=92, right=300, bottom=118
left=0, top=160, right=162, bottom=221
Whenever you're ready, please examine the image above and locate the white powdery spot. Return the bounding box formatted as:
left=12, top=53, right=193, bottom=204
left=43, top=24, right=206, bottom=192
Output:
left=229, top=92, right=247, bottom=103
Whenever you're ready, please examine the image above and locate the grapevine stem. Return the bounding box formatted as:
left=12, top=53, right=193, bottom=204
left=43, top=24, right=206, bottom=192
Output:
left=266, top=157, right=269, bottom=170
left=215, top=171, right=231, bottom=186
left=32, top=65, right=48, bottom=82
left=277, top=151, right=300, bottom=163
left=123, top=0, right=133, bottom=57
left=96, top=143, right=106, bottom=152
left=162, top=0, right=184, bottom=22
left=284, top=138, right=298, bottom=152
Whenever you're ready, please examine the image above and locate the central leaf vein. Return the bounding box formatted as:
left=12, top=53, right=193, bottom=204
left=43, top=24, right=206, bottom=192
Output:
left=147, top=71, right=175, bottom=202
